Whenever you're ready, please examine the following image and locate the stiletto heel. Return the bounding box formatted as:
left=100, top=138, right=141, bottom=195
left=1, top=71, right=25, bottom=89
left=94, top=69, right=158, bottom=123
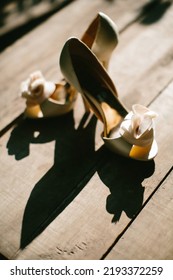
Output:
left=60, top=38, right=158, bottom=161
left=20, top=12, right=118, bottom=118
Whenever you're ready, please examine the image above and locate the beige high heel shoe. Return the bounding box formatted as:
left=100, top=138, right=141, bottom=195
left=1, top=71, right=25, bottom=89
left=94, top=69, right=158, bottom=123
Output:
left=59, top=38, right=158, bottom=161
left=20, top=12, right=118, bottom=118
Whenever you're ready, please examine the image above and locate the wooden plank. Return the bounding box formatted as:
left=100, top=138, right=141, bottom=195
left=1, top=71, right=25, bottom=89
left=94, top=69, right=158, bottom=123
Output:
left=105, top=170, right=173, bottom=260
left=0, top=0, right=75, bottom=38
left=0, top=0, right=152, bottom=131
left=109, top=4, right=173, bottom=109
left=4, top=79, right=173, bottom=260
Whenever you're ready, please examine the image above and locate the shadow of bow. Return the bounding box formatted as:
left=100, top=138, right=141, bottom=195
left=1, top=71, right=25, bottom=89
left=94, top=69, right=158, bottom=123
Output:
left=97, top=146, right=155, bottom=223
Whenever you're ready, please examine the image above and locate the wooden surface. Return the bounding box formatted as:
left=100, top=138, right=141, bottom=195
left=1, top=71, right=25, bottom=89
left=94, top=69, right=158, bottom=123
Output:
left=0, top=0, right=74, bottom=36
left=0, top=0, right=173, bottom=260
left=0, top=0, right=75, bottom=52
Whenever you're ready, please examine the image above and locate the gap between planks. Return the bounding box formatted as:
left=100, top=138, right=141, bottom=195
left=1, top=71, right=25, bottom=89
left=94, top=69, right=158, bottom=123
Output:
left=101, top=165, right=173, bottom=259
left=105, top=169, right=173, bottom=259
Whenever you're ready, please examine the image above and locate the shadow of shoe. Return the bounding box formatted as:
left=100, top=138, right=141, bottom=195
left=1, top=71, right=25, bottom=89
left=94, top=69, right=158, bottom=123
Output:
left=139, top=0, right=172, bottom=25
left=19, top=112, right=98, bottom=248
left=97, top=146, right=155, bottom=222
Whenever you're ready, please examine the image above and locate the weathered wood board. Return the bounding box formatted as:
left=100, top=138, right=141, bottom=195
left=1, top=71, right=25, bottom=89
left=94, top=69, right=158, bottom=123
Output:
left=106, top=170, right=173, bottom=260
left=0, top=0, right=74, bottom=38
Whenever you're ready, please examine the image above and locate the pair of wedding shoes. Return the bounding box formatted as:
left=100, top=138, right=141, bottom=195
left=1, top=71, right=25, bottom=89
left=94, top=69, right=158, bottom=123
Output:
left=20, top=13, right=158, bottom=161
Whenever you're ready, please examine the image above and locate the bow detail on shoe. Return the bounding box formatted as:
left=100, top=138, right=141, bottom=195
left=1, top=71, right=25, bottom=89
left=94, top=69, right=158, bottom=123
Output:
left=120, top=104, right=158, bottom=147
left=20, top=71, right=56, bottom=105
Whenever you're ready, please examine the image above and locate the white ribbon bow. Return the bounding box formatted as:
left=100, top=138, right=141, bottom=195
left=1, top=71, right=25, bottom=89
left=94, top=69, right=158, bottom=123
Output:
left=20, top=71, right=55, bottom=105
left=120, top=104, right=158, bottom=147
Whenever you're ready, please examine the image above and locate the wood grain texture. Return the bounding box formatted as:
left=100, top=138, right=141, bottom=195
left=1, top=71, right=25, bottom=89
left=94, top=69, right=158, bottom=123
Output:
left=0, top=0, right=75, bottom=37
left=0, top=0, right=173, bottom=260
left=106, top=170, right=173, bottom=260
left=109, top=3, right=173, bottom=109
